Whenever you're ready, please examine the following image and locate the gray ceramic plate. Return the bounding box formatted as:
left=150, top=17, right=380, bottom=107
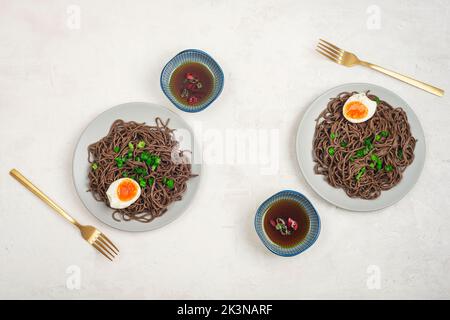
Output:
left=73, top=102, right=201, bottom=231
left=296, top=83, right=425, bottom=212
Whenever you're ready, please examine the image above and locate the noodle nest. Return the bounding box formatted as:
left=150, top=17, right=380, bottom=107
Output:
left=312, top=91, right=416, bottom=200
left=88, top=118, right=196, bottom=223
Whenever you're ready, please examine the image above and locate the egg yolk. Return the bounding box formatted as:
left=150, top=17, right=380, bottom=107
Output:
left=116, top=179, right=138, bottom=202
left=344, top=101, right=369, bottom=119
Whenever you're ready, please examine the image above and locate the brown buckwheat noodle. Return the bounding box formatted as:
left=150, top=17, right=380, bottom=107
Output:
left=88, top=118, right=196, bottom=223
left=313, top=91, right=416, bottom=200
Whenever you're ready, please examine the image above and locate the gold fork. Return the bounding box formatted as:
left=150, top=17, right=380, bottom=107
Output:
left=10, top=169, right=119, bottom=261
left=316, top=39, right=444, bottom=97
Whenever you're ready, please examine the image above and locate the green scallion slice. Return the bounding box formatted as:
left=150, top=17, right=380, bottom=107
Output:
left=137, top=141, right=146, bottom=149
left=328, top=147, right=335, bottom=156
left=139, top=177, right=147, bottom=188
left=355, top=167, right=366, bottom=181
left=166, top=178, right=174, bottom=189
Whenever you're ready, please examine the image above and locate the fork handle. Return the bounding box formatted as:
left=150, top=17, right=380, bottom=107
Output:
left=10, top=169, right=80, bottom=227
left=360, top=61, right=444, bottom=97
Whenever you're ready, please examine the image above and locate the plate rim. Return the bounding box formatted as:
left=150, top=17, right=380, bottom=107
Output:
left=295, top=82, right=426, bottom=212
left=72, top=101, right=202, bottom=232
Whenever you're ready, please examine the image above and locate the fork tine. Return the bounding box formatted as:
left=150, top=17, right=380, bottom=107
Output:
left=92, top=242, right=113, bottom=261
left=99, top=233, right=119, bottom=253
left=317, top=44, right=341, bottom=61
left=316, top=48, right=339, bottom=63
left=319, top=39, right=343, bottom=53
left=96, top=236, right=118, bottom=256
left=317, top=43, right=342, bottom=57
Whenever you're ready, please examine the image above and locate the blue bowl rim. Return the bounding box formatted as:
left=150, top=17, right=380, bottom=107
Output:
left=160, top=49, right=224, bottom=113
left=254, top=190, right=321, bottom=257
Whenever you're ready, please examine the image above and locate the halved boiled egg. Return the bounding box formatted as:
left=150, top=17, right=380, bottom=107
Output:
left=106, top=178, right=141, bottom=209
left=342, top=93, right=377, bottom=123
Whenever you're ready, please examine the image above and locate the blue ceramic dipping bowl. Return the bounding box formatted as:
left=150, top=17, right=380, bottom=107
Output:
left=254, top=190, right=321, bottom=257
left=160, top=49, right=224, bottom=113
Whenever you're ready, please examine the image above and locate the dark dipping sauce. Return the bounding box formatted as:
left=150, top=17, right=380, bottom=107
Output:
left=263, top=199, right=310, bottom=248
left=169, top=62, right=214, bottom=106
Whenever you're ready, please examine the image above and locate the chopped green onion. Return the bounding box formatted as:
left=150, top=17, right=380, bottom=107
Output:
left=380, top=131, right=389, bottom=138
left=355, top=167, right=366, bottom=181
left=340, top=141, right=348, bottom=148
left=385, top=164, right=393, bottom=172
left=113, top=146, right=120, bottom=153
left=377, top=159, right=383, bottom=171
left=91, top=163, right=98, bottom=170
left=355, top=140, right=374, bottom=159
left=148, top=177, right=154, bottom=186
left=114, top=157, right=125, bottom=168
left=128, top=142, right=134, bottom=151
left=139, top=177, right=147, bottom=188
left=135, top=156, right=141, bottom=162
left=134, top=167, right=147, bottom=176
left=151, top=157, right=161, bottom=171
left=350, top=157, right=355, bottom=162
left=137, top=140, right=146, bottom=149
left=369, top=155, right=377, bottom=170
left=127, top=151, right=133, bottom=159
left=375, top=134, right=381, bottom=141
left=370, top=154, right=382, bottom=170
left=166, top=178, right=174, bottom=189
left=140, top=151, right=151, bottom=162
left=122, top=171, right=128, bottom=177
left=397, top=149, right=403, bottom=159
left=373, top=96, right=381, bottom=105
left=330, top=133, right=336, bottom=140
left=162, top=177, right=167, bottom=184
left=356, top=149, right=365, bottom=157
left=328, top=147, right=335, bottom=156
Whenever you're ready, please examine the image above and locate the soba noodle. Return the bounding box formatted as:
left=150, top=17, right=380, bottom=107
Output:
left=312, top=91, right=416, bottom=200
left=88, top=118, right=195, bottom=222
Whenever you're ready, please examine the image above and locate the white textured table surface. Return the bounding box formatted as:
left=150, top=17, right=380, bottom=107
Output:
left=1, top=0, right=449, bottom=299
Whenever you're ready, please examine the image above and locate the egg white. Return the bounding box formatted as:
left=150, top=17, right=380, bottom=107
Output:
left=343, top=93, right=377, bottom=124
left=106, top=178, right=141, bottom=209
